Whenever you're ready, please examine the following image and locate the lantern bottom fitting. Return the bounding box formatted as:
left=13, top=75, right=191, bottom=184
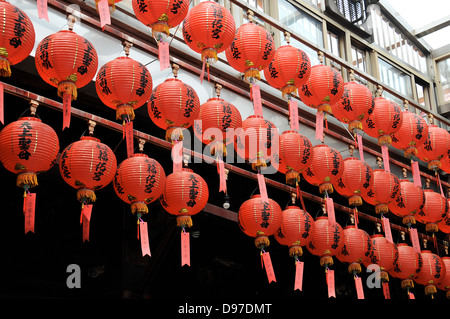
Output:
left=166, top=127, right=184, bottom=143
left=244, top=68, right=261, bottom=83
left=375, top=203, right=389, bottom=214
left=211, top=141, right=227, bottom=157
left=17, top=172, right=38, bottom=189
left=403, top=146, right=418, bottom=158
left=402, top=215, right=416, bottom=226
left=281, top=84, right=297, bottom=100
left=251, top=157, right=267, bottom=171
left=380, top=270, right=389, bottom=282
left=57, top=80, right=77, bottom=100
left=77, top=188, right=97, bottom=204
left=427, top=159, right=442, bottom=171
left=320, top=254, right=334, bottom=267
left=377, top=134, right=392, bottom=146
left=425, top=222, right=438, bottom=233
left=288, top=245, right=303, bottom=257
left=348, top=195, right=362, bottom=207
left=319, top=182, right=334, bottom=194
left=401, top=278, right=414, bottom=289
left=348, top=120, right=363, bottom=134
left=116, top=104, right=136, bottom=122
left=131, top=201, right=148, bottom=215
left=201, top=48, right=218, bottom=64
left=317, top=103, right=332, bottom=115
left=176, top=215, right=193, bottom=228
left=255, top=234, right=270, bottom=249
left=285, top=170, right=299, bottom=186
left=348, top=262, right=361, bottom=275
left=0, top=54, right=11, bottom=77
left=151, top=21, right=170, bottom=38
left=424, top=284, right=437, bottom=296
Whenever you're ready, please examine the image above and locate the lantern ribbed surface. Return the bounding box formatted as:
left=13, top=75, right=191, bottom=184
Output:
left=440, top=150, right=450, bottom=174
left=438, top=212, right=450, bottom=234
left=415, top=189, right=449, bottom=233
left=0, top=0, right=35, bottom=76
left=391, top=111, right=428, bottom=158
left=194, top=97, right=242, bottom=148
left=414, top=250, right=445, bottom=296
left=35, top=30, right=98, bottom=100
left=438, top=256, right=450, bottom=297
left=113, top=153, right=166, bottom=215
left=59, top=136, right=117, bottom=203
left=388, top=179, right=424, bottom=226
left=302, top=144, right=344, bottom=194
left=298, top=64, right=344, bottom=114
left=263, top=44, right=311, bottom=98
left=95, top=56, right=153, bottom=121
left=0, top=117, right=59, bottom=188
left=132, top=0, right=189, bottom=35
left=333, top=157, right=373, bottom=207
left=238, top=194, right=282, bottom=248
left=234, top=115, right=279, bottom=170
left=389, top=243, right=422, bottom=289
left=182, top=1, right=235, bottom=62
left=362, top=97, right=403, bottom=146
left=225, top=22, right=275, bottom=81
left=147, top=78, right=200, bottom=141
left=306, top=216, right=344, bottom=267
left=274, top=206, right=314, bottom=257
left=361, top=169, right=400, bottom=214
left=416, top=124, right=450, bottom=170
left=277, top=130, right=313, bottom=185
left=337, top=225, right=372, bottom=274
left=160, top=168, right=209, bottom=228
left=363, top=234, right=398, bottom=277
left=331, top=81, right=374, bottom=134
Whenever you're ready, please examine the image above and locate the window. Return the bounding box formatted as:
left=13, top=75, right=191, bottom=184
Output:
left=278, top=0, right=324, bottom=65
left=378, top=57, right=413, bottom=99
left=327, top=31, right=340, bottom=57
left=242, top=0, right=266, bottom=25
left=437, top=57, right=450, bottom=104
left=351, top=45, right=366, bottom=73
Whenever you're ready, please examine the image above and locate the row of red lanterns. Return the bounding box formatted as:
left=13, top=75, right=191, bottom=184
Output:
left=1, top=0, right=450, bottom=299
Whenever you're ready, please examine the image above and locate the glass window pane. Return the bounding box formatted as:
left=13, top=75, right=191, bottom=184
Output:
left=378, top=58, right=413, bottom=98
left=437, top=57, right=450, bottom=103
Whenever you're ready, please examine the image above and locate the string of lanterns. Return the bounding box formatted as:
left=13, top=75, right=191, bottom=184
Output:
left=1, top=0, right=450, bottom=299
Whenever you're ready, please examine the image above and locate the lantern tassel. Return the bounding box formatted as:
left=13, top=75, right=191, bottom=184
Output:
left=166, top=126, right=184, bottom=143
left=57, top=80, right=77, bottom=101
left=288, top=243, right=303, bottom=257
left=77, top=188, right=97, bottom=204
left=375, top=203, right=389, bottom=214
left=255, top=231, right=270, bottom=249
left=378, top=134, right=392, bottom=146
left=319, top=182, right=334, bottom=194
left=286, top=170, right=299, bottom=186
left=348, top=195, right=362, bottom=207
left=244, top=68, right=261, bottom=82
left=131, top=202, right=148, bottom=215
left=116, top=104, right=135, bottom=121
left=176, top=213, right=193, bottom=228
left=0, top=54, right=11, bottom=77
left=17, top=172, right=38, bottom=189
left=348, top=120, right=362, bottom=133
left=348, top=262, right=361, bottom=275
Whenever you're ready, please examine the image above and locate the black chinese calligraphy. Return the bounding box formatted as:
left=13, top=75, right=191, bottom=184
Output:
left=18, top=121, right=33, bottom=160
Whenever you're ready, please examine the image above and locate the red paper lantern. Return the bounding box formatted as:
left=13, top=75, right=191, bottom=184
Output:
left=0, top=116, right=59, bottom=191
left=388, top=177, right=425, bottom=226
left=361, top=168, right=400, bottom=215
left=274, top=205, right=314, bottom=257
left=113, top=153, right=166, bottom=216
left=337, top=224, right=372, bottom=274
left=333, top=155, right=373, bottom=207
left=96, top=56, right=153, bottom=121
left=389, top=242, right=423, bottom=293
left=132, top=0, right=189, bottom=37
left=414, top=249, right=446, bottom=297
left=35, top=30, right=98, bottom=112
left=306, top=216, right=344, bottom=267
left=363, top=233, right=398, bottom=282
left=416, top=123, right=450, bottom=171
left=438, top=208, right=450, bottom=234
left=362, top=96, right=403, bottom=146
left=298, top=64, right=344, bottom=115
left=59, top=136, right=117, bottom=204
left=277, top=130, right=313, bottom=186
left=182, top=1, right=235, bottom=65
left=194, top=90, right=242, bottom=155
left=238, top=194, right=282, bottom=249
left=415, top=189, right=449, bottom=233
left=330, top=80, right=374, bottom=134
left=0, top=0, right=35, bottom=77
left=225, top=21, right=275, bottom=82
left=438, top=255, right=450, bottom=298
left=234, top=115, right=279, bottom=171
left=302, top=144, right=344, bottom=194
left=263, top=44, right=311, bottom=99
left=391, top=110, right=428, bottom=158
left=147, top=74, right=200, bottom=142
left=160, top=168, right=209, bottom=228
left=440, top=149, right=450, bottom=174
